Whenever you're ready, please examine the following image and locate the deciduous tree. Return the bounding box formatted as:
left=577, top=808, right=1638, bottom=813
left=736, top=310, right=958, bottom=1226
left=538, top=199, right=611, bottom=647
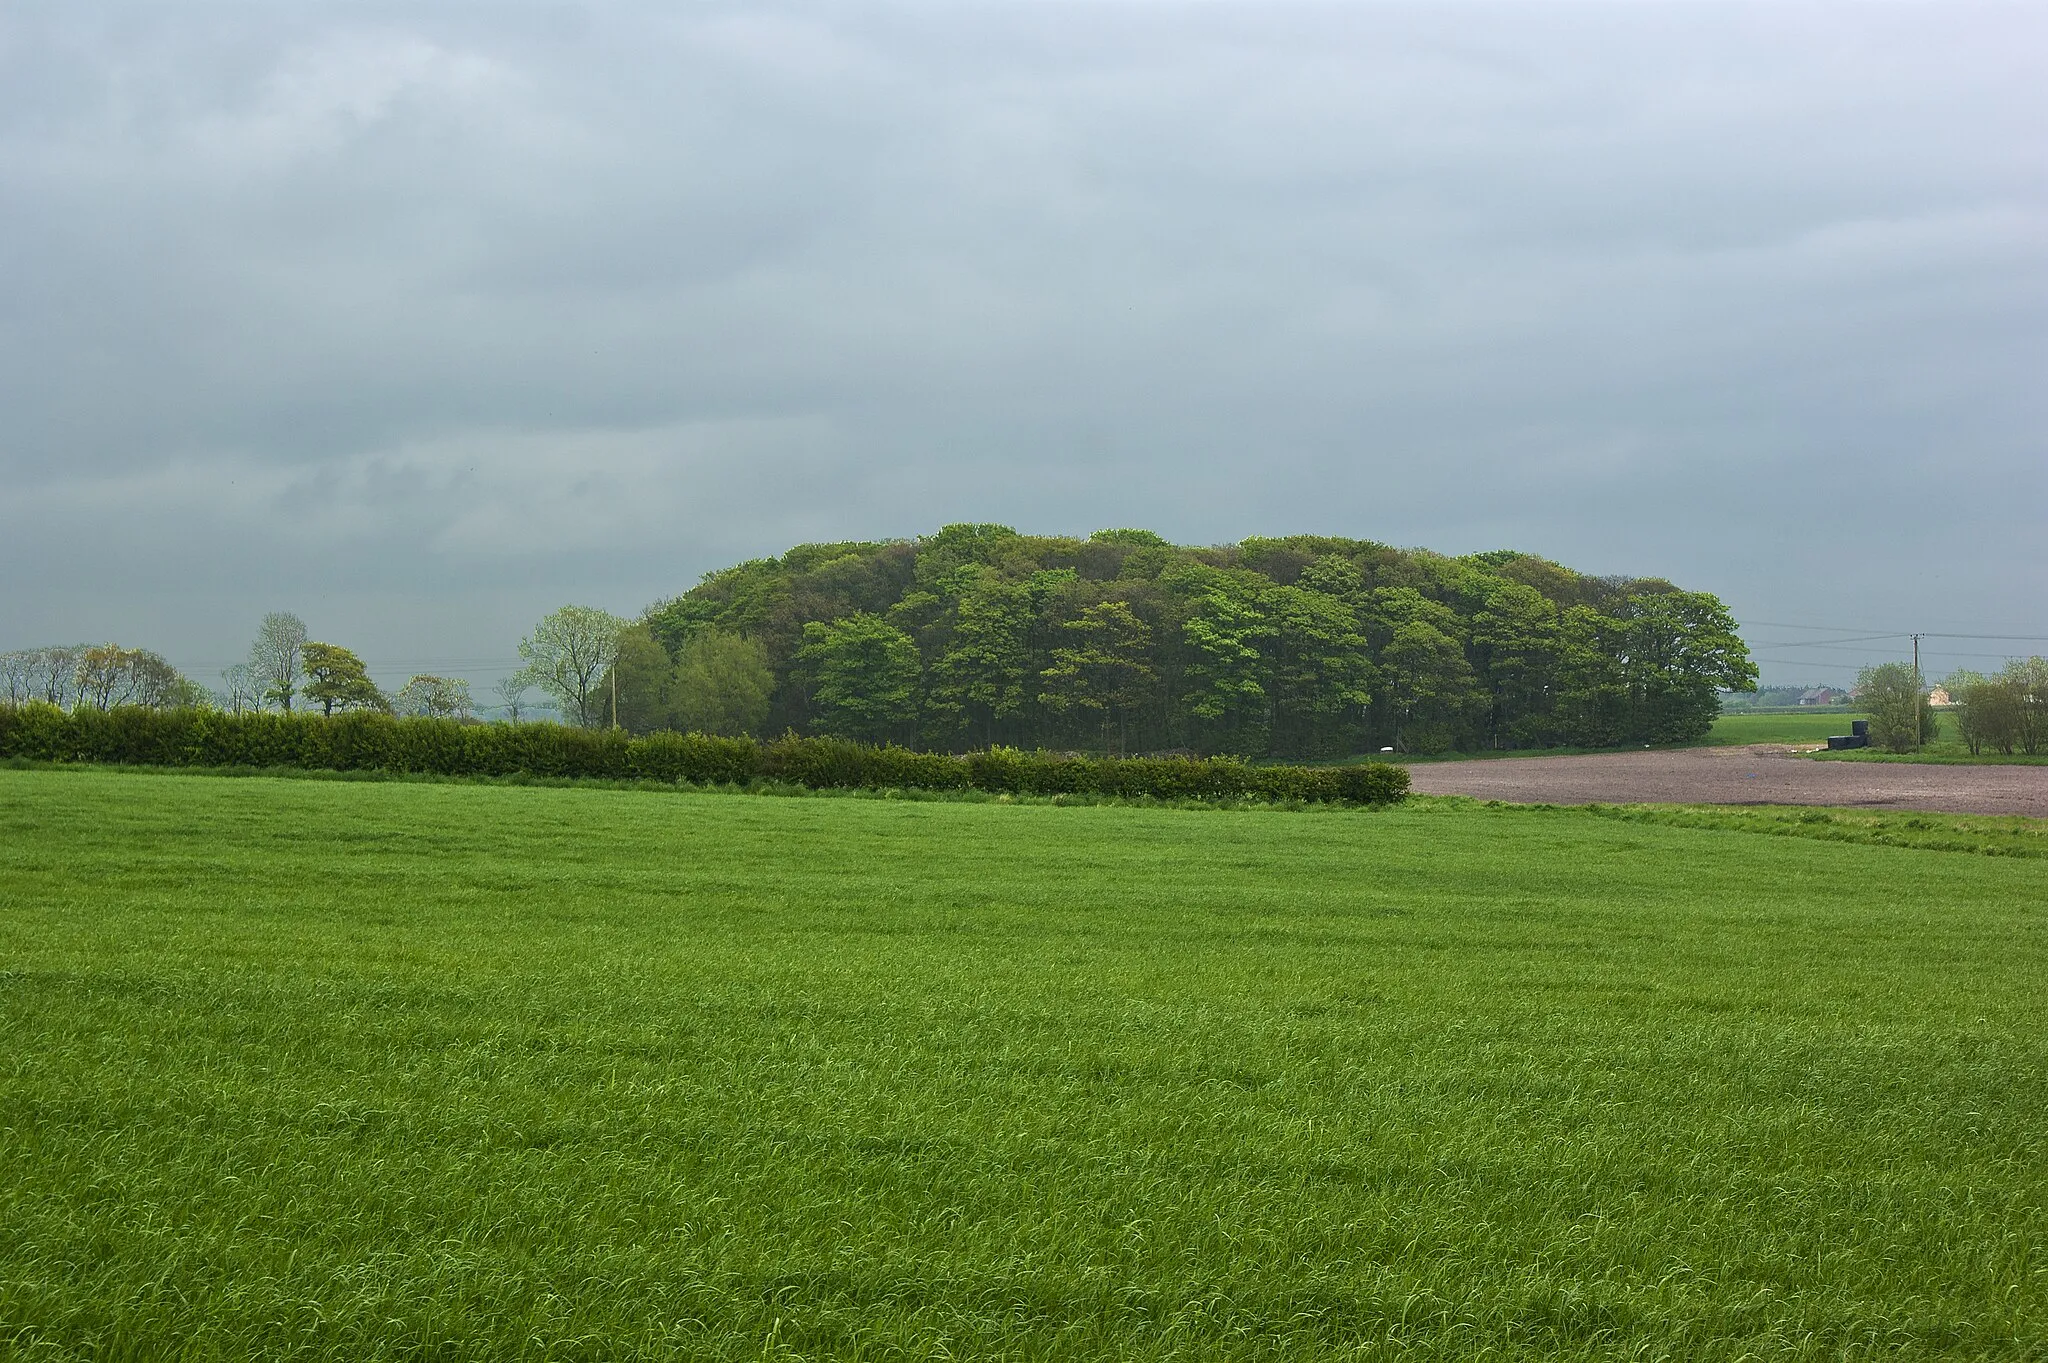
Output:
left=302, top=643, right=386, bottom=716
left=394, top=675, right=473, bottom=720
left=1040, top=600, right=1155, bottom=755
left=670, top=630, right=774, bottom=737
left=1857, top=662, right=1924, bottom=754
left=519, top=605, right=628, bottom=729
left=248, top=612, right=308, bottom=712
left=797, top=613, right=921, bottom=744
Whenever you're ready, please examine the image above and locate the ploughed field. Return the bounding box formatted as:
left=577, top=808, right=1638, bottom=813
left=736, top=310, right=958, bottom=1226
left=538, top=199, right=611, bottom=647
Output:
left=1407, top=742, right=2048, bottom=817
left=2, top=770, right=2043, bottom=1360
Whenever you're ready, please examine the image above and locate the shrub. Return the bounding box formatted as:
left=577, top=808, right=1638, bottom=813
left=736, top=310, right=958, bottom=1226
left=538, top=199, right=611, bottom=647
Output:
left=0, top=705, right=1409, bottom=806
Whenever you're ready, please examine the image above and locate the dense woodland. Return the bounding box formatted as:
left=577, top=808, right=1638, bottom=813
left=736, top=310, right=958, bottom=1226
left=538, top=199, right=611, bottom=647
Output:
left=617, top=526, right=1757, bottom=756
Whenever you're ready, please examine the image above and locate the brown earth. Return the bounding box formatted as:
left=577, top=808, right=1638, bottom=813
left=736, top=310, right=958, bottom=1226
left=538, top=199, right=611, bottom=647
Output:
left=1404, top=744, right=2048, bottom=818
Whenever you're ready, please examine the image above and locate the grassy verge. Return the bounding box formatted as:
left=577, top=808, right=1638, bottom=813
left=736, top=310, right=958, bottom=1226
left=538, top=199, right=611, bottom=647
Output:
left=2, top=770, right=2043, bottom=1360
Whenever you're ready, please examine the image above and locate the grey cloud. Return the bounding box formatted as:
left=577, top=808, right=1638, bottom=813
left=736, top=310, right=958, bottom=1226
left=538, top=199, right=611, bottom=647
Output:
left=2, top=1, right=2043, bottom=689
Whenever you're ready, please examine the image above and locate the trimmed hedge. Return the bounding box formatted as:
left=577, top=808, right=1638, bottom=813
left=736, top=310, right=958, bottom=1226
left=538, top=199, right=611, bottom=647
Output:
left=0, top=705, right=1409, bottom=806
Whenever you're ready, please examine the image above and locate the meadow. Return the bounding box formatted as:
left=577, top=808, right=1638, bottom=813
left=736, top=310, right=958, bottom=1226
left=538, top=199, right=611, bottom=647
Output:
left=2, top=769, right=2043, bottom=1360
left=1701, top=711, right=1869, bottom=746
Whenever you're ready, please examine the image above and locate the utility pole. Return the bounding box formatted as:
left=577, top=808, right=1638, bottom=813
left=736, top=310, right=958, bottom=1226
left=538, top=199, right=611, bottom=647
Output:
left=1911, top=632, right=1924, bottom=745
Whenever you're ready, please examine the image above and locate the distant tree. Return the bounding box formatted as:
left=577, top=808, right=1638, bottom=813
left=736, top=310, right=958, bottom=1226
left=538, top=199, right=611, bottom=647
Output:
left=1857, top=662, right=1924, bottom=754
left=394, top=675, right=473, bottom=720
left=1180, top=577, right=1269, bottom=751
left=607, top=626, right=676, bottom=733
left=797, top=613, right=922, bottom=744
left=1381, top=620, right=1478, bottom=753
left=1261, top=583, right=1372, bottom=756
left=1614, top=592, right=1757, bottom=743
left=301, top=643, right=386, bottom=716
left=217, top=663, right=262, bottom=715
left=29, top=646, right=84, bottom=708
left=2003, top=656, right=2048, bottom=756
left=930, top=572, right=1037, bottom=746
left=670, top=630, right=774, bottom=737
left=0, top=650, right=35, bottom=705
left=519, top=605, right=629, bottom=728
left=1039, top=600, right=1155, bottom=755
left=70, top=645, right=189, bottom=710
left=73, top=645, right=137, bottom=710
left=492, top=673, right=536, bottom=723
left=1470, top=582, right=1561, bottom=748
left=1967, top=681, right=2026, bottom=755
left=248, top=612, right=309, bottom=712
left=125, top=650, right=188, bottom=709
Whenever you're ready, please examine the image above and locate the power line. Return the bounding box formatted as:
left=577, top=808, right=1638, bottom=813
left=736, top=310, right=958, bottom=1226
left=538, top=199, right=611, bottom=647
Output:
left=1739, top=619, right=2048, bottom=642
left=1748, top=634, right=1911, bottom=649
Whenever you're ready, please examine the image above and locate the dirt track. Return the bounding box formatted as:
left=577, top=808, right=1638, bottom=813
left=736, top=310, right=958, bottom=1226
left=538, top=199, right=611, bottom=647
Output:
left=1404, top=744, right=2048, bottom=818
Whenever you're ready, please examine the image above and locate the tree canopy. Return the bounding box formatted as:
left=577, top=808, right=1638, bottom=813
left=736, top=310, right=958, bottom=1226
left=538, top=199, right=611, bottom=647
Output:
left=639, top=525, right=1756, bottom=756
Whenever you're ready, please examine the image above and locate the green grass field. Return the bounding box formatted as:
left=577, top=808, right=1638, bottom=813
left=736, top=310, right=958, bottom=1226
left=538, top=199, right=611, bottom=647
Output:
left=1702, top=712, right=1870, bottom=746
left=3, top=770, right=2044, bottom=1360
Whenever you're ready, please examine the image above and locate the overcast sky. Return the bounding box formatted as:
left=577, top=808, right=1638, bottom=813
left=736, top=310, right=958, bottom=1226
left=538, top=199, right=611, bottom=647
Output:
left=3, top=1, right=2043, bottom=692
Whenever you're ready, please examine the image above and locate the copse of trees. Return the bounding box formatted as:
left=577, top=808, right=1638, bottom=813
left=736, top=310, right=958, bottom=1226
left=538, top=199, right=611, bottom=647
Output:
left=1, top=644, right=205, bottom=711
left=617, top=525, right=1757, bottom=755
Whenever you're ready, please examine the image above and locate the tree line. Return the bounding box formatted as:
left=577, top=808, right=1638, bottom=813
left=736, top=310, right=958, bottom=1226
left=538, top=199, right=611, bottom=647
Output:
left=3, top=527, right=1761, bottom=758
left=611, top=525, right=1757, bottom=756
left=2, top=616, right=486, bottom=722
left=1855, top=659, right=2047, bottom=755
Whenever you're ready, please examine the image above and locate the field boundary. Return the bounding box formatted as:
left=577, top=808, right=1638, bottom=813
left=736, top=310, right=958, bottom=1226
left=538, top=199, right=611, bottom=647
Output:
left=0, top=757, right=1404, bottom=814
left=0, top=704, right=1408, bottom=806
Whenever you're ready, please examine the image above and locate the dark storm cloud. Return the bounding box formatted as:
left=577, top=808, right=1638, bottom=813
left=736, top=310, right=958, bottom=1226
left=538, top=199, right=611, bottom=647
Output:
left=3, top=1, right=2043, bottom=688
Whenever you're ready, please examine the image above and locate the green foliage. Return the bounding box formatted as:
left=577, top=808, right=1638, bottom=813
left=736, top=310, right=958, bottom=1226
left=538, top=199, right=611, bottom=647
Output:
left=797, top=613, right=923, bottom=744
left=927, top=571, right=1036, bottom=745
left=639, top=528, right=1756, bottom=756
left=669, top=630, right=774, bottom=737
left=520, top=604, right=629, bottom=728
left=392, top=675, right=472, bottom=721
left=1, top=770, right=2042, bottom=1358
left=70, top=644, right=192, bottom=711
left=1947, top=660, right=2048, bottom=756
left=1857, top=662, right=1925, bottom=753
left=1038, top=600, right=1156, bottom=754
left=610, top=628, right=774, bottom=738
left=301, top=642, right=387, bottom=716
left=0, top=704, right=1409, bottom=805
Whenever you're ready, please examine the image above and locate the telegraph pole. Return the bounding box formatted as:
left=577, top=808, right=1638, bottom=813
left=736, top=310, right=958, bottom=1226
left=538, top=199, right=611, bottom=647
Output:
left=1911, top=632, right=1924, bottom=745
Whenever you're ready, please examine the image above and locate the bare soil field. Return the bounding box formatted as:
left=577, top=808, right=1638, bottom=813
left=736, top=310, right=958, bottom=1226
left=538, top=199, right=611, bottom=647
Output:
left=1406, top=743, right=2048, bottom=818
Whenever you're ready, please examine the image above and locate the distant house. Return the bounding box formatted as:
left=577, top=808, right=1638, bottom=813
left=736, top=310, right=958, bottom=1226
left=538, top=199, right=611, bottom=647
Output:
left=1798, top=688, right=1836, bottom=706
left=1926, top=687, right=1953, bottom=707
